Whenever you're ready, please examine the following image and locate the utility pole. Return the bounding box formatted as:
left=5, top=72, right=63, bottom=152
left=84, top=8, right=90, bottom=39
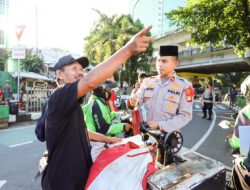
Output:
left=35, top=1, right=39, bottom=53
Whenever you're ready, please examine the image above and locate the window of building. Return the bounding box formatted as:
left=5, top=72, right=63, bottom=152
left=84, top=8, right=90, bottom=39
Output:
left=0, top=0, right=5, bottom=15
left=0, top=30, right=4, bottom=45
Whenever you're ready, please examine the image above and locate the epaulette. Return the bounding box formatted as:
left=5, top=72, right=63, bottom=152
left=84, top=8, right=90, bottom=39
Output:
left=176, top=75, right=184, bottom=81
left=176, top=76, right=190, bottom=84
left=145, top=76, right=157, bottom=82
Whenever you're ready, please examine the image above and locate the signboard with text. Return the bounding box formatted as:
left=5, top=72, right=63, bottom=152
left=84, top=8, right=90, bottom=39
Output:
left=11, top=45, right=26, bottom=59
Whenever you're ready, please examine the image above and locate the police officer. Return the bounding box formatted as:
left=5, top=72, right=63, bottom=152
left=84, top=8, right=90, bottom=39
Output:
left=202, top=83, right=214, bottom=120
left=133, top=45, right=194, bottom=132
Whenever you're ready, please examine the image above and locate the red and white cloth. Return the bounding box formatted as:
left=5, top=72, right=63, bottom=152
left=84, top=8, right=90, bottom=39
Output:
left=85, top=142, right=157, bottom=190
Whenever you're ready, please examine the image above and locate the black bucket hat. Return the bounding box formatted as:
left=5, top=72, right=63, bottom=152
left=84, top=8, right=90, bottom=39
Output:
left=54, top=55, right=89, bottom=71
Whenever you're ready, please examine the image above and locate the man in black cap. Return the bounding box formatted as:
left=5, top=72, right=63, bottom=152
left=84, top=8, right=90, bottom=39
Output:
left=131, top=45, right=194, bottom=133
left=41, top=26, right=152, bottom=190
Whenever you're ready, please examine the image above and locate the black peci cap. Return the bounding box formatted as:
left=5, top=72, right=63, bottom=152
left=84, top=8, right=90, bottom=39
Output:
left=159, top=45, right=178, bottom=57
left=54, top=55, right=89, bottom=71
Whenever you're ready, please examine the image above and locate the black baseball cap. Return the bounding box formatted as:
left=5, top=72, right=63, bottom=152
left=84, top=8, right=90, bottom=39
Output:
left=54, top=55, right=89, bottom=71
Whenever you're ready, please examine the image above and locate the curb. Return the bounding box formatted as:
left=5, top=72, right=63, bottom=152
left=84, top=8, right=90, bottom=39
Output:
left=8, top=112, right=41, bottom=123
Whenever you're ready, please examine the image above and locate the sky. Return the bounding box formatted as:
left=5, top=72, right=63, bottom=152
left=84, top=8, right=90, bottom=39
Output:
left=8, top=0, right=130, bottom=54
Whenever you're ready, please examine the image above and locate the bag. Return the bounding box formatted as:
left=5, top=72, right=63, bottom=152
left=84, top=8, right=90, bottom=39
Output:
left=34, top=151, right=48, bottom=181
left=35, top=101, right=48, bottom=142
left=131, top=109, right=142, bottom=135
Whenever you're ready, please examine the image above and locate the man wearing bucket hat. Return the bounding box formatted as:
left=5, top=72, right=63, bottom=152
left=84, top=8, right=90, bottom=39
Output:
left=41, top=26, right=152, bottom=190
left=131, top=45, right=194, bottom=133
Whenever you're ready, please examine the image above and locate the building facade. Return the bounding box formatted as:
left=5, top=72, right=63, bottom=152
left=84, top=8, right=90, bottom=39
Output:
left=129, top=0, right=185, bottom=38
left=0, top=0, right=9, bottom=71
left=129, top=0, right=250, bottom=74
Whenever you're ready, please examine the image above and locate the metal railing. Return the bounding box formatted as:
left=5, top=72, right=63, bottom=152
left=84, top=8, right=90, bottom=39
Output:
left=23, top=86, right=133, bottom=113
left=24, top=88, right=53, bottom=112
left=179, top=45, right=233, bottom=58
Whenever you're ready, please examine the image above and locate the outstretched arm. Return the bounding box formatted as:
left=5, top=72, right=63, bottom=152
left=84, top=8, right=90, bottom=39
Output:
left=77, top=26, right=152, bottom=99
left=88, top=131, right=121, bottom=143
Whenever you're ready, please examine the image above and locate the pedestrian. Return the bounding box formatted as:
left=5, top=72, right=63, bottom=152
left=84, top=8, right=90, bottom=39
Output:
left=109, top=88, right=118, bottom=111
left=3, top=80, right=13, bottom=103
left=127, top=73, right=148, bottom=120
left=105, top=77, right=118, bottom=111
left=230, top=86, right=238, bottom=108
left=41, top=26, right=152, bottom=190
left=0, top=88, right=3, bottom=102
left=202, top=83, right=214, bottom=120
left=130, top=73, right=148, bottom=99
left=130, top=45, right=194, bottom=132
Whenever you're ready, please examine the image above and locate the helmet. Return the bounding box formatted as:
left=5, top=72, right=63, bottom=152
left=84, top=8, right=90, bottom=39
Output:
left=241, top=75, right=250, bottom=103
left=93, top=85, right=111, bottom=101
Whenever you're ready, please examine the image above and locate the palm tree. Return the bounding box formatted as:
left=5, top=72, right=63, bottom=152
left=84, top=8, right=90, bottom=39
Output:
left=84, top=11, right=153, bottom=87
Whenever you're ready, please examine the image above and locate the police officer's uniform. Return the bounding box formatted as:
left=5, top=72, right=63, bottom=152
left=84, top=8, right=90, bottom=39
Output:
left=202, top=86, right=214, bottom=120
left=136, top=73, right=194, bottom=133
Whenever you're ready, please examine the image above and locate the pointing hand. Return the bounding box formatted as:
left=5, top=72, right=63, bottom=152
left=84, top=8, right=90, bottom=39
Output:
left=125, top=25, right=152, bottom=56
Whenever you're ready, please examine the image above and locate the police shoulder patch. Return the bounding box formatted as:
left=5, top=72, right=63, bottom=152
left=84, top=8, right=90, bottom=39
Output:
left=184, top=85, right=195, bottom=102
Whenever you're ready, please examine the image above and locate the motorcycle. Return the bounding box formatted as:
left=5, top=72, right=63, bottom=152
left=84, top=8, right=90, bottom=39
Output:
left=215, top=93, right=223, bottom=103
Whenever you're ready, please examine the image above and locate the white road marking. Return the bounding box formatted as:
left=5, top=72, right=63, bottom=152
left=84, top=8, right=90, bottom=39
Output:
left=193, top=102, right=228, bottom=110
left=190, top=110, right=217, bottom=151
left=0, top=180, right=7, bottom=188
left=9, top=141, right=33, bottom=148
left=216, top=105, right=227, bottom=110
left=0, top=126, right=34, bottom=133
left=194, top=105, right=201, bottom=109
left=213, top=106, right=218, bottom=110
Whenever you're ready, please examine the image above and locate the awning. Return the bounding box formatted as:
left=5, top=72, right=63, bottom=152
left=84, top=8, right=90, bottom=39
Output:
left=10, top=71, right=54, bottom=82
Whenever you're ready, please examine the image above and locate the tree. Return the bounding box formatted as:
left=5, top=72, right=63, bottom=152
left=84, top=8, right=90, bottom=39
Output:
left=166, top=0, right=250, bottom=57
left=21, top=50, right=44, bottom=74
left=0, top=48, right=8, bottom=71
left=215, top=72, right=250, bottom=87
left=84, top=10, right=153, bottom=87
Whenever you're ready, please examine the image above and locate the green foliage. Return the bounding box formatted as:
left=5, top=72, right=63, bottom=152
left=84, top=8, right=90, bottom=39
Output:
left=83, top=11, right=153, bottom=86
left=20, top=50, right=44, bottom=74
left=215, top=72, right=250, bottom=87
left=166, top=0, right=250, bottom=57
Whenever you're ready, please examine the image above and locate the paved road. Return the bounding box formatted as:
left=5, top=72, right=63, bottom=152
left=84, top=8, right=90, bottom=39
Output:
left=0, top=101, right=235, bottom=189
left=182, top=101, right=234, bottom=168
left=0, top=122, right=46, bottom=190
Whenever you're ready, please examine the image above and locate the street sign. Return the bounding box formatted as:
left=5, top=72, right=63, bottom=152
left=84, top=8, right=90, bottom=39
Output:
left=15, top=25, right=26, bottom=41
left=11, top=46, right=26, bottom=59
